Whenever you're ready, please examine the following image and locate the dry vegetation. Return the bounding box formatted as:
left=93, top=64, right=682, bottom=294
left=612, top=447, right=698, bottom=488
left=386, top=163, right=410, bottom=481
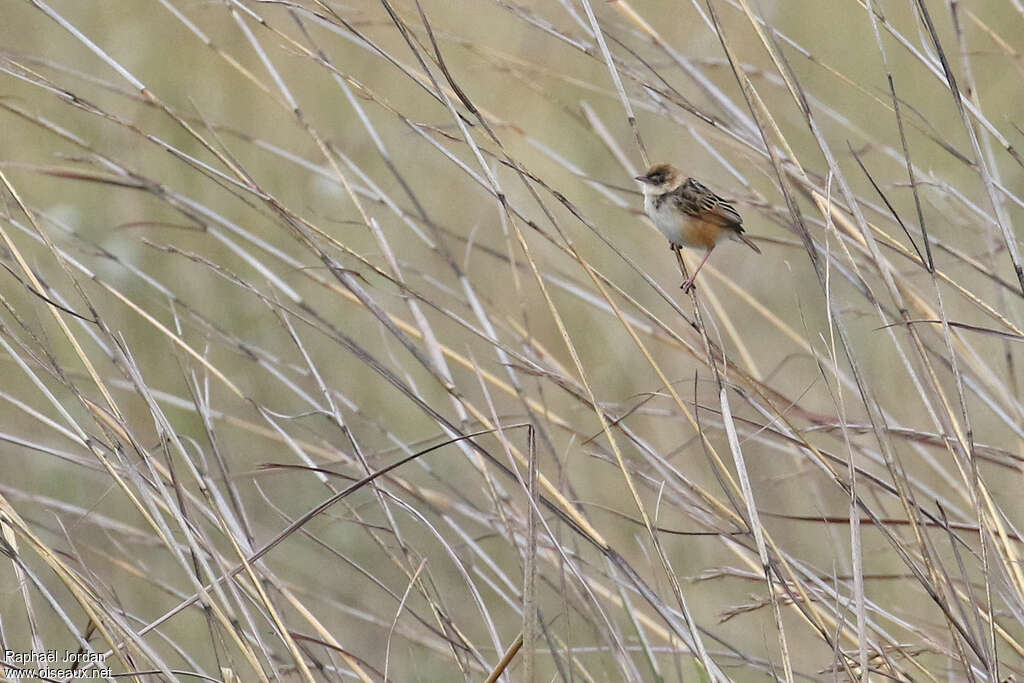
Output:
left=2, top=0, right=1024, bottom=680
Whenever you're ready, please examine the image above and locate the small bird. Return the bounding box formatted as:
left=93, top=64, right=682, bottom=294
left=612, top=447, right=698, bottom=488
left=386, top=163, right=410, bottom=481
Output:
left=635, top=162, right=760, bottom=292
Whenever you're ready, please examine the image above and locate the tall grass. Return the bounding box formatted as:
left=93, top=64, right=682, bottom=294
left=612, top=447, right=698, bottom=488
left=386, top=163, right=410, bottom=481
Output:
left=1, top=0, right=1023, bottom=680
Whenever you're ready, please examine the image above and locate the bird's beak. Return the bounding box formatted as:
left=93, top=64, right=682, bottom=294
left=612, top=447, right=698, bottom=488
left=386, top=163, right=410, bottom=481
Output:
left=634, top=175, right=650, bottom=184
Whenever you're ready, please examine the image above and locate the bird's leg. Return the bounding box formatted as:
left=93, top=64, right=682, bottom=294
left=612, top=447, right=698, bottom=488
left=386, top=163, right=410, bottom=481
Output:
left=681, top=247, right=714, bottom=293
left=671, top=243, right=689, bottom=282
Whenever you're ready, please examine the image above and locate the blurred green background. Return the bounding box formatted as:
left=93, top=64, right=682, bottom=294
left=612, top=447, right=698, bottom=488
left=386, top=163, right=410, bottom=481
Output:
left=2, top=0, right=1023, bottom=680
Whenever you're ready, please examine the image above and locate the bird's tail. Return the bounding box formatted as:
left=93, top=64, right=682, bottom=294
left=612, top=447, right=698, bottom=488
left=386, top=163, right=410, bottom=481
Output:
left=734, top=232, right=761, bottom=254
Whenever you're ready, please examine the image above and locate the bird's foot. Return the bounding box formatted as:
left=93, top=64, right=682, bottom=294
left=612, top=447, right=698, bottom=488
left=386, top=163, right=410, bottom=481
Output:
left=680, top=278, right=696, bottom=293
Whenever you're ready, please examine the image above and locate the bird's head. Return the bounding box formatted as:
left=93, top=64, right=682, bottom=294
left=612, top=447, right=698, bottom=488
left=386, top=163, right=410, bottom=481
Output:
left=634, top=163, right=683, bottom=193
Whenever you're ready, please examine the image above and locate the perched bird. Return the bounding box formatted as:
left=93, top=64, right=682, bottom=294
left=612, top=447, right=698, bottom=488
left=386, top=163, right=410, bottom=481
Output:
left=635, top=162, right=760, bottom=292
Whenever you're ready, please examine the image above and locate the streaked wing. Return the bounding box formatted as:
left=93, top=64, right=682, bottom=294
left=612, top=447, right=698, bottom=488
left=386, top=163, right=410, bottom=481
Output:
left=674, top=178, right=744, bottom=231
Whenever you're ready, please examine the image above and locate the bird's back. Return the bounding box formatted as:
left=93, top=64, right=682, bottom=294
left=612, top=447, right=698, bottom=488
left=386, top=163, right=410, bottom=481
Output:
left=675, top=178, right=744, bottom=231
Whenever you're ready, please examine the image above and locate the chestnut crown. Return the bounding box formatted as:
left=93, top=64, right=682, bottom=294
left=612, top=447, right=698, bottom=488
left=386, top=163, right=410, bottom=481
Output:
left=635, top=162, right=682, bottom=191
